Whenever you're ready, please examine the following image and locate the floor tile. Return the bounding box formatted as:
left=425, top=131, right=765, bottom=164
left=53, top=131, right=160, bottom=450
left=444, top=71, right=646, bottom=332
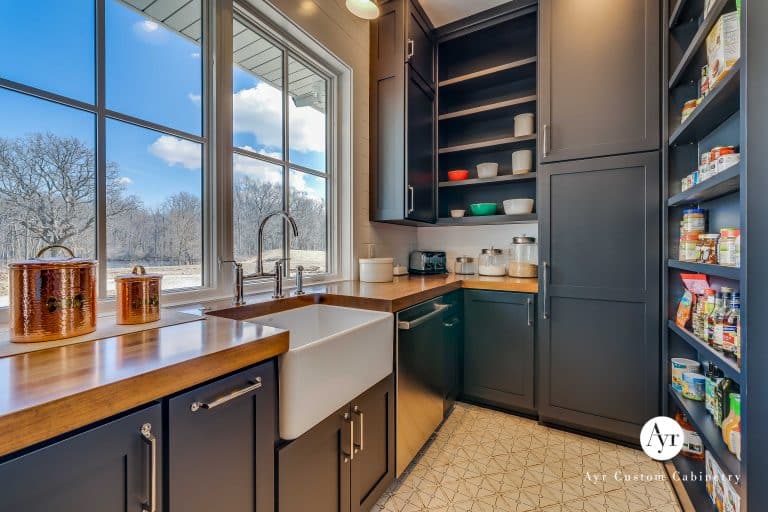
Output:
left=374, top=403, right=681, bottom=512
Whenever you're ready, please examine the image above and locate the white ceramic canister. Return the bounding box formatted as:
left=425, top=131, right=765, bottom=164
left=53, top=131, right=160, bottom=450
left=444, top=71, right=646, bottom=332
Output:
left=359, top=257, right=394, bottom=283
left=512, top=150, right=533, bottom=175
left=514, top=113, right=534, bottom=137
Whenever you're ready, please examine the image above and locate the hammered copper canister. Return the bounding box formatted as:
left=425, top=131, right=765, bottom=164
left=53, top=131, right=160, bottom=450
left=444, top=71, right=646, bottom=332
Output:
left=115, top=265, right=162, bottom=325
left=8, top=245, right=97, bottom=343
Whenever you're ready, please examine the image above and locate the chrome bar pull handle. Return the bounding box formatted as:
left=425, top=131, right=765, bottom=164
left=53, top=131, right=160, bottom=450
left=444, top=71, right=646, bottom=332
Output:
left=342, top=413, right=355, bottom=461
left=398, top=303, right=450, bottom=330
left=353, top=406, right=364, bottom=452
left=406, top=38, right=414, bottom=60
left=407, top=185, right=415, bottom=214
left=542, top=261, right=549, bottom=319
left=527, top=297, right=533, bottom=327
left=295, top=265, right=305, bottom=295
left=543, top=124, right=550, bottom=157
left=140, top=423, right=157, bottom=512
left=191, top=377, right=262, bottom=411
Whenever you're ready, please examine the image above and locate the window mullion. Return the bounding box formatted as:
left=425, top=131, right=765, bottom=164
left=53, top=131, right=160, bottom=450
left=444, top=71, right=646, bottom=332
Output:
left=95, top=0, right=107, bottom=298
left=282, top=48, right=290, bottom=274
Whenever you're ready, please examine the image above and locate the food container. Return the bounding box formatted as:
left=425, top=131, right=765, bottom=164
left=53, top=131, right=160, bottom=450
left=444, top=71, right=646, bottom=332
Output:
left=680, top=233, right=700, bottom=262
left=513, top=113, right=534, bottom=137
left=476, top=162, right=499, bottom=178
left=508, top=235, right=538, bottom=278
left=478, top=248, right=507, bottom=276
left=503, top=198, right=534, bottom=215
left=512, top=150, right=533, bottom=175
left=683, top=208, right=706, bottom=234
left=718, top=228, right=740, bottom=267
left=447, top=169, right=469, bottom=181
left=699, top=233, right=720, bottom=264
left=470, top=203, right=497, bottom=216
left=115, top=265, right=163, bottom=325
left=450, top=209, right=466, bottom=218
left=671, top=357, right=700, bottom=392
left=681, top=99, right=698, bottom=124
left=454, top=256, right=477, bottom=275
left=706, top=11, right=740, bottom=87
left=682, top=372, right=706, bottom=401
left=359, top=257, right=394, bottom=283
left=8, top=245, right=97, bottom=343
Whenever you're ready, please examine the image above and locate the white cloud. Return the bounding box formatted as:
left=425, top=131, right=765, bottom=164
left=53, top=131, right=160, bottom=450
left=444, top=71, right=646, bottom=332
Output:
left=116, top=176, right=133, bottom=185
left=233, top=83, right=326, bottom=153
left=233, top=154, right=282, bottom=183
left=138, top=20, right=159, bottom=32
left=239, top=145, right=281, bottom=161
left=191, top=52, right=201, bottom=59
left=132, top=19, right=166, bottom=43
left=187, top=92, right=202, bottom=105
left=149, top=135, right=201, bottom=170
left=290, top=171, right=324, bottom=201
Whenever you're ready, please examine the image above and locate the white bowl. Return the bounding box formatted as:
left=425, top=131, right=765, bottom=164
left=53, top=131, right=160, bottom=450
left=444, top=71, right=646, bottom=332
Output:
left=476, top=162, right=499, bottom=178
left=450, top=209, right=466, bottom=218
left=503, top=198, right=534, bottom=215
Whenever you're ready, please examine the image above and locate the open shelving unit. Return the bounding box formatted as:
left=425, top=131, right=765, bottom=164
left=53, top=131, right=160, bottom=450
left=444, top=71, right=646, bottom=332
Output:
left=435, top=5, right=538, bottom=226
left=663, top=0, right=745, bottom=508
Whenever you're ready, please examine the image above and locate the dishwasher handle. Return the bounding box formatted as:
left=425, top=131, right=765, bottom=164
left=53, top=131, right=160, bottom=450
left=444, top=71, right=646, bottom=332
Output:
left=398, top=303, right=450, bottom=330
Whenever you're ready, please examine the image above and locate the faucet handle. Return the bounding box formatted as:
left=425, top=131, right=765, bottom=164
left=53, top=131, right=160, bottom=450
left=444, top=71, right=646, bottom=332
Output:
left=220, top=259, right=242, bottom=269
left=295, top=265, right=306, bottom=296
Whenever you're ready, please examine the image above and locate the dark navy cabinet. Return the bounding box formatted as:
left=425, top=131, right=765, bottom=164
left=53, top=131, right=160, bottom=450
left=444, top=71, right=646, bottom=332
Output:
left=442, top=290, right=463, bottom=414
left=462, top=290, right=536, bottom=413
left=0, top=404, right=162, bottom=512
left=167, top=360, right=276, bottom=512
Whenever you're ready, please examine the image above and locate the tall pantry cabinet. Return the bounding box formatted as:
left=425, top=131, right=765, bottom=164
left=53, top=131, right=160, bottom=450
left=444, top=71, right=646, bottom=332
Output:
left=536, top=0, right=661, bottom=442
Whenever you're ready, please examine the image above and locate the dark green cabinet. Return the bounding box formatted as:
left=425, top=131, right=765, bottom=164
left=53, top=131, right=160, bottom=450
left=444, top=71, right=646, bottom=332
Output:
left=463, top=290, right=536, bottom=413
left=443, top=290, right=463, bottom=414
left=371, top=0, right=436, bottom=224
left=538, top=0, right=660, bottom=163
left=0, top=404, right=162, bottom=512
left=537, top=152, right=660, bottom=442
left=279, top=375, right=395, bottom=512
left=167, top=361, right=276, bottom=512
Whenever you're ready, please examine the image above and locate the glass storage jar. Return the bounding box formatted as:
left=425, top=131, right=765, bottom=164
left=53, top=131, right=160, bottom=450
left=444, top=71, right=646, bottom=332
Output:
left=454, top=256, right=477, bottom=275
left=478, top=248, right=507, bottom=276
left=508, top=235, right=538, bottom=278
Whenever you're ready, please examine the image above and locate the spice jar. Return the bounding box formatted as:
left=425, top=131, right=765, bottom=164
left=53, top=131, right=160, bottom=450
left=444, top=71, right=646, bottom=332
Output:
left=699, top=234, right=720, bottom=264
left=115, top=265, right=163, bottom=325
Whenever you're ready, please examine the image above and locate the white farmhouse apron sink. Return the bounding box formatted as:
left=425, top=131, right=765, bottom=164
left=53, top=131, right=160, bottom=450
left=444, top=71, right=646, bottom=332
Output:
left=246, top=305, right=393, bottom=440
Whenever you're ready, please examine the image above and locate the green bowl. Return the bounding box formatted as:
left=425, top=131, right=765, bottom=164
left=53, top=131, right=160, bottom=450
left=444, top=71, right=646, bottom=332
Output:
left=469, top=203, right=497, bottom=216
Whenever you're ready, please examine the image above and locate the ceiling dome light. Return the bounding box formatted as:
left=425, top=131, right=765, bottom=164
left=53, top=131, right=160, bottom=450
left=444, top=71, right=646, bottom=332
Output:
left=346, top=0, right=379, bottom=19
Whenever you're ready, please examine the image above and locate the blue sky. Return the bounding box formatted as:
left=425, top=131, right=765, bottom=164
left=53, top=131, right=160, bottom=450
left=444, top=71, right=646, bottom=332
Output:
left=0, top=0, right=326, bottom=208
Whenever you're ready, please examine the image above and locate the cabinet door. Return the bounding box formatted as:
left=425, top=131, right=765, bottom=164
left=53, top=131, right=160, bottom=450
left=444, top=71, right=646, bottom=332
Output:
left=351, top=375, right=395, bottom=512
left=538, top=0, right=660, bottom=163
left=167, top=361, right=276, bottom=512
left=463, top=290, right=535, bottom=412
left=406, top=68, right=436, bottom=223
left=406, top=0, right=434, bottom=88
left=0, top=405, right=162, bottom=512
left=538, top=152, right=660, bottom=442
left=279, top=404, right=353, bottom=512
left=443, top=289, right=463, bottom=414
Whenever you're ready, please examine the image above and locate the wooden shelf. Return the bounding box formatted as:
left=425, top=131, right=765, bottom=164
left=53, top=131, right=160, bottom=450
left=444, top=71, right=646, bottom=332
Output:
left=670, top=62, right=741, bottom=146
left=438, top=134, right=536, bottom=155
left=438, top=95, right=536, bottom=121
left=670, top=456, right=716, bottom=510
left=668, top=164, right=740, bottom=206
left=669, top=386, right=742, bottom=480
left=668, top=320, right=741, bottom=382
left=438, top=57, right=537, bottom=87
left=669, top=0, right=689, bottom=28
left=669, top=0, right=730, bottom=88
left=668, top=260, right=740, bottom=280
left=439, top=173, right=535, bottom=188
left=436, top=213, right=537, bottom=226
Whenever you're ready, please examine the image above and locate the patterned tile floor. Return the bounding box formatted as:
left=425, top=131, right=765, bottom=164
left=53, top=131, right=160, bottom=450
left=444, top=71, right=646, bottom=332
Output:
left=374, top=403, right=682, bottom=512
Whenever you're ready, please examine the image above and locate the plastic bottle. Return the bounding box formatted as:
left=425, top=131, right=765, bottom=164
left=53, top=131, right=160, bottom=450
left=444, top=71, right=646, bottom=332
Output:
left=722, top=393, right=741, bottom=458
left=712, top=290, right=732, bottom=352
left=714, top=378, right=739, bottom=427
left=707, top=292, right=725, bottom=348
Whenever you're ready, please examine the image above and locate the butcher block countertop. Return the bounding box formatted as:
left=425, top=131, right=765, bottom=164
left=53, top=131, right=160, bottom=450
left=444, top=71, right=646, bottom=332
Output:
left=0, top=274, right=535, bottom=458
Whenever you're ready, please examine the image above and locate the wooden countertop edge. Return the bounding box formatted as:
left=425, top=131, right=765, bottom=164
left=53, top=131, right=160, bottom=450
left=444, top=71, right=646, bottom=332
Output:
left=0, top=331, right=288, bottom=459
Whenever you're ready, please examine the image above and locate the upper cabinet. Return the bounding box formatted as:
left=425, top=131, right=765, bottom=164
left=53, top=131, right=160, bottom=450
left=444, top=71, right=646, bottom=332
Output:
left=538, top=0, right=660, bottom=163
left=370, top=0, right=436, bottom=224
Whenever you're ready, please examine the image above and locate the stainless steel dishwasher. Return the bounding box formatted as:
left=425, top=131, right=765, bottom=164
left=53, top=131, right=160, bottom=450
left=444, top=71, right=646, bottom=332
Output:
left=396, top=297, right=449, bottom=476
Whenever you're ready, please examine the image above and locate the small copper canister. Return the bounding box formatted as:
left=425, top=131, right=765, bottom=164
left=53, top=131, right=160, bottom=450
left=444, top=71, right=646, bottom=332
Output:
left=115, top=266, right=162, bottom=325
left=9, top=245, right=97, bottom=343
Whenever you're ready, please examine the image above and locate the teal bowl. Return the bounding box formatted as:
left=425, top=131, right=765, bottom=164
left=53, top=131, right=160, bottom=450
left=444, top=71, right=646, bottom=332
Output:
left=469, top=203, right=497, bottom=216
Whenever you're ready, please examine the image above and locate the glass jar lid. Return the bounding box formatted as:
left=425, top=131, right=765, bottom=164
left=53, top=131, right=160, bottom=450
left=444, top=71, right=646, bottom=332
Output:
left=512, top=235, right=536, bottom=244
left=481, top=248, right=504, bottom=255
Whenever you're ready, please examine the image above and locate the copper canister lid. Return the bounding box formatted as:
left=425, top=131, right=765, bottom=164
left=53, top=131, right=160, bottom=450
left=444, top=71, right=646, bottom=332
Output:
left=114, top=265, right=163, bottom=282
left=8, top=245, right=97, bottom=269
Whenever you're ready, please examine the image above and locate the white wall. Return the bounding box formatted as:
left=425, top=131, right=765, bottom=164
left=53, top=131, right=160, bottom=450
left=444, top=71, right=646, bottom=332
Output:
left=417, top=223, right=539, bottom=267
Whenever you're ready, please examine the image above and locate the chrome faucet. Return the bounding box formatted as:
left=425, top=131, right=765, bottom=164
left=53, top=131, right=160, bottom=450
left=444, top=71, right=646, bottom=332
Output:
left=222, top=210, right=300, bottom=304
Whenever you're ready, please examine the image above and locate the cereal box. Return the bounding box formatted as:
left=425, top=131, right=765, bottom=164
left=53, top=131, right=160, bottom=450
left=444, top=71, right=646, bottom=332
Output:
left=706, top=11, right=741, bottom=87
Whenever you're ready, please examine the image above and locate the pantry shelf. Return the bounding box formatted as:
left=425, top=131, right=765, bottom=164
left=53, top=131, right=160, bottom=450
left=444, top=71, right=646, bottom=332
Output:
left=667, top=260, right=740, bottom=280
left=669, top=0, right=731, bottom=88
left=438, top=173, right=535, bottom=188
left=438, top=56, right=537, bottom=87
left=669, top=386, right=742, bottom=480
left=669, top=62, right=741, bottom=146
left=668, top=321, right=741, bottom=382
left=670, top=456, right=716, bottom=510
left=438, top=134, right=536, bottom=155
left=668, top=0, right=689, bottom=29
left=435, top=213, right=537, bottom=226
left=667, top=164, right=740, bottom=207
left=438, top=95, right=537, bottom=121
